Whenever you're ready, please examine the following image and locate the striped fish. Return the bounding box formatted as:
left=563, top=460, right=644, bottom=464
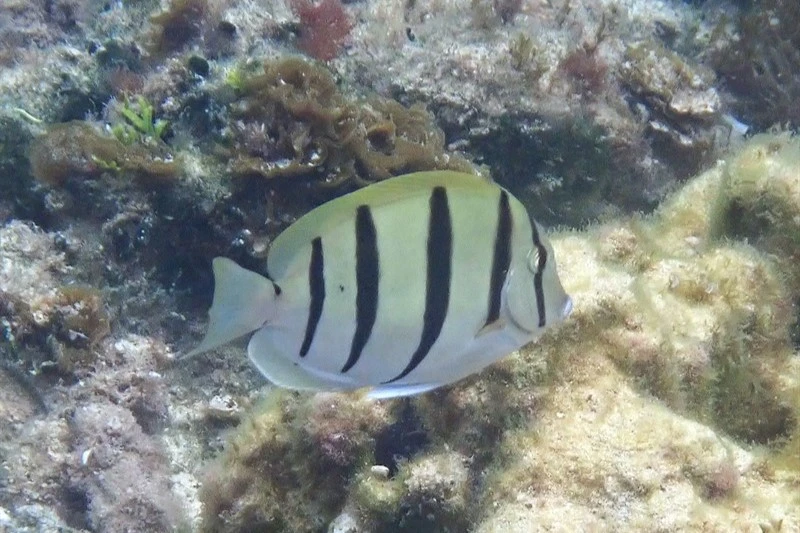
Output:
left=189, top=171, right=572, bottom=398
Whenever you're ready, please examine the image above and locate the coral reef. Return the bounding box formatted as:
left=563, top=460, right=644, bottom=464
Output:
left=16, top=53, right=480, bottom=314
left=339, top=0, right=734, bottom=226
left=200, top=133, right=800, bottom=532
left=3, top=0, right=745, bottom=229
left=620, top=39, right=721, bottom=177
left=1, top=0, right=799, bottom=530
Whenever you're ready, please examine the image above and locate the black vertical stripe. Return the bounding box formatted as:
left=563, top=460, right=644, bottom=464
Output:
left=299, top=237, right=325, bottom=357
left=531, top=221, right=547, bottom=328
left=341, top=206, right=380, bottom=373
left=385, top=186, right=452, bottom=384
left=484, top=191, right=513, bottom=328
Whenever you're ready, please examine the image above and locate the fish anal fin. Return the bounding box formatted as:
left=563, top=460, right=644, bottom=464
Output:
left=247, top=329, right=354, bottom=392
left=367, top=382, right=442, bottom=399
left=249, top=328, right=444, bottom=399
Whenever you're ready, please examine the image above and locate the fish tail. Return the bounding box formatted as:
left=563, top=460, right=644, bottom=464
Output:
left=185, top=257, right=280, bottom=358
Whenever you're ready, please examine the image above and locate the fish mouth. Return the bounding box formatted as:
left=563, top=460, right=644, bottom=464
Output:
left=561, top=296, right=573, bottom=319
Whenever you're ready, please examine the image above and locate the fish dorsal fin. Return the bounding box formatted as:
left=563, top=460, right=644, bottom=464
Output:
left=267, top=171, right=491, bottom=278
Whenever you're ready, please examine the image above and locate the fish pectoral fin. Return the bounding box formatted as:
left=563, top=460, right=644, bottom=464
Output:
left=247, top=329, right=353, bottom=392
left=476, top=319, right=506, bottom=338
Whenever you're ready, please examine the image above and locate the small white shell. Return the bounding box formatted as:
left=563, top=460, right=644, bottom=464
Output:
left=369, top=465, right=390, bottom=479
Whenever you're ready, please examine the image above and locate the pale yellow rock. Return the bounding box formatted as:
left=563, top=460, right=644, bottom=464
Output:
left=471, top=134, right=800, bottom=532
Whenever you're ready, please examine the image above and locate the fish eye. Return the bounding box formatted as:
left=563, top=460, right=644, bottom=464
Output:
left=527, top=248, right=539, bottom=272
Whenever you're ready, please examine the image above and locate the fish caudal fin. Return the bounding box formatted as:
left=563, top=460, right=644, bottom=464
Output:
left=186, top=257, right=279, bottom=358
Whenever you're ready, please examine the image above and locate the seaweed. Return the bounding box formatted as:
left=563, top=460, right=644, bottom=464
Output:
left=558, top=47, right=608, bottom=96
left=53, top=286, right=110, bottom=347
left=113, top=95, right=170, bottom=145
left=225, top=57, right=474, bottom=189
left=48, top=285, right=111, bottom=375
left=29, top=121, right=179, bottom=186
left=508, top=34, right=547, bottom=82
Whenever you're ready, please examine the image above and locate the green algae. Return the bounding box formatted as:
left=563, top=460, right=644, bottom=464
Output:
left=114, top=95, right=169, bottom=145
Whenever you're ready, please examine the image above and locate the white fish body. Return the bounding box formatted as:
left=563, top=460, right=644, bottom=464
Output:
left=190, top=171, right=571, bottom=398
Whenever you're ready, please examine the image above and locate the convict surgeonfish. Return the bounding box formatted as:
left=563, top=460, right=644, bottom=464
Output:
left=189, top=171, right=572, bottom=399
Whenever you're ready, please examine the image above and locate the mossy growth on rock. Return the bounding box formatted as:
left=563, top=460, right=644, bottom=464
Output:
left=349, top=450, right=472, bottom=532
left=413, top=354, right=549, bottom=468
left=29, top=121, right=179, bottom=186
left=470, top=134, right=799, bottom=531
left=348, top=466, right=405, bottom=528
left=712, top=133, right=800, bottom=272
left=224, top=57, right=475, bottom=188
left=50, top=285, right=111, bottom=374
left=199, top=390, right=395, bottom=532
left=563, top=134, right=800, bottom=448
left=709, top=0, right=800, bottom=129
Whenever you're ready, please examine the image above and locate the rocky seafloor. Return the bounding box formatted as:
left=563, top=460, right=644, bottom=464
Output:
left=0, top=0, right=799, bottom=531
